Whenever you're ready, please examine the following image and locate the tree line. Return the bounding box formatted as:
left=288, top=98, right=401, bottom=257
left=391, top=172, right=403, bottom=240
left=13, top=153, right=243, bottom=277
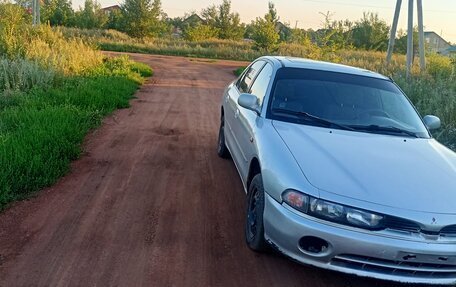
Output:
left=11, top=0, right=415, bottom=53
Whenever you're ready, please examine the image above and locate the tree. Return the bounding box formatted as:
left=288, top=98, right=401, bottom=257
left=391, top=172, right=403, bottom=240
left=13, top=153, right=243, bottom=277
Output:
left=74, top=0, right=107, bottom=29
left=243, top=22, right=254, bottom=39
left=41, top=0, right=74, bottom=26
left=168, top=16, right=184, bottom=31
left=314, top=12, right=353, bottom=51
left=395, top=28, right=418, bottom=55
left=177, top=13, right=203, bottom=37
left=121, top=0, right=166, bottom=38
left=105, top=8, right=124, bottom=30
left=277, top=22, right=292, bottom=42
left=251, top=2, right=279, bottom=51
left=0, top=1, right=30, bottom=57
left=351, top=12, right=390, bottom=51
left=183, top=23, right=217, bottom=41
left=289, top=28, right=308, bottom=44
left=201, top=0, right=244, bottom=40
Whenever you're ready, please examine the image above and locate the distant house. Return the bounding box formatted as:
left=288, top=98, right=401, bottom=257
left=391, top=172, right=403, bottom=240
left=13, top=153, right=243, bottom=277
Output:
left=182, top=14, right=204, bottom=27
left=101, top=5, right=121, bottom=15
left=442, top=46, right=456, bottom=56
left=276, top=21, right=292, bottom=41
left=172, top=14, right=205, bottom=37
left=424, top=31, right=451, bottom=54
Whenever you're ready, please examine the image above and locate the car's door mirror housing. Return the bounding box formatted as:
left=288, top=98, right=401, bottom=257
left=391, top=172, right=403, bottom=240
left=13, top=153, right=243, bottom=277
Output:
left=238, top=93, right=260, bottom=115
left=423, top=115, right=441, bottom=130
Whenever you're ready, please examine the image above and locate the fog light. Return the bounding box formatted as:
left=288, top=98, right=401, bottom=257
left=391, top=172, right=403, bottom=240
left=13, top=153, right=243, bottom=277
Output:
left=299, top=236, right=329, bottom=254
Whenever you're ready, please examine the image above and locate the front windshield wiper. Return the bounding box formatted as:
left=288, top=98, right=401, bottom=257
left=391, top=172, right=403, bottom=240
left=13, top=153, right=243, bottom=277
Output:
left=271, top=108, right=355, bottom=132
left=349, top=125, right=420, bottom=138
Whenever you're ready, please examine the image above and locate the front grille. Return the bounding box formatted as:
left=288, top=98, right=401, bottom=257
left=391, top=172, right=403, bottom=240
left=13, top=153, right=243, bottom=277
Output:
left=384, top=217, right=456, bottom=238
left=384, top=216, right=421, bottom=233
left=331, top=254, right=456, bottom=279
left=441, top=225, right=456, bottom=237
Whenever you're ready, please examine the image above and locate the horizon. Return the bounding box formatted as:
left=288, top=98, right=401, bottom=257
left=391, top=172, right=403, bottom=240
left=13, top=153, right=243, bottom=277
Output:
left=71, top=0, right=456, bottom=43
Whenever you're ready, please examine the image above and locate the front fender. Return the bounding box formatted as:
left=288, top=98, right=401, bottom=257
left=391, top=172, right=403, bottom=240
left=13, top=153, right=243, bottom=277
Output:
left=253, top=119, right=319, bottom=202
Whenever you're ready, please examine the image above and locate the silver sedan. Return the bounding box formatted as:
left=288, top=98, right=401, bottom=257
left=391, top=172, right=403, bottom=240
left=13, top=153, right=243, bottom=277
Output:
left=217, top=56, right=456, bottom=285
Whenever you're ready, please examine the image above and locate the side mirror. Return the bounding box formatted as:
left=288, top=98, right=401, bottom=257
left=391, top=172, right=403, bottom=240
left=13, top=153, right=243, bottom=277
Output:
left=423, top=115, right=441, bottom=130
left=238, top=93, right=260, bottom=115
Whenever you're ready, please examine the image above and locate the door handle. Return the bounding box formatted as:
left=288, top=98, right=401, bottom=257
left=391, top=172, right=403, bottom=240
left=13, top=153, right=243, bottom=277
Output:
left=235, top=109, right=240, bottom=118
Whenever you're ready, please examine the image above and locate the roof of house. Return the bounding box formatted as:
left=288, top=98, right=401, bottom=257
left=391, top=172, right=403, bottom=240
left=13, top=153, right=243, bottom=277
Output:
left=424, top=31, right=451, bottom=46
left=183, top=14, right=204, bottom=24
left=101, top=5, right=120, bottom=11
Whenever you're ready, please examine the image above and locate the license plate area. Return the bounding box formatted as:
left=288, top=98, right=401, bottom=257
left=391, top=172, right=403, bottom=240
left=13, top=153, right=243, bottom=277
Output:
left=398, top=251, right=456, bottom=265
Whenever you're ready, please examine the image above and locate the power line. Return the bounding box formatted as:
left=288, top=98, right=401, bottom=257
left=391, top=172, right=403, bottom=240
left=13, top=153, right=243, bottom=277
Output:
left=298, top=0, right=456, bottom=14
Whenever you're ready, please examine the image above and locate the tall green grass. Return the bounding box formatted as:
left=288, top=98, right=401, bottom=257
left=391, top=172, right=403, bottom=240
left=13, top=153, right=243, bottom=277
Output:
left=26, top=26, right=103, bottom=75
left=0, top=58, right=55, bottom=93
left=0, top=58, right=152, bottom=208
left=0, top=19, right=153, bottom=208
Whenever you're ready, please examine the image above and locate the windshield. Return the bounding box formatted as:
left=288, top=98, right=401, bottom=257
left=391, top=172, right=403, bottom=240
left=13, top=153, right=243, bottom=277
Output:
left=268, top=68, right=430, bottom=138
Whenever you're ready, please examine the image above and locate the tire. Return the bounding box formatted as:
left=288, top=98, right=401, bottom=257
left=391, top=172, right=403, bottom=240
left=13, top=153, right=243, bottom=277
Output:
left=245, top=174, right=269, bottom=252
left=217, top=116, right=230, bottom=159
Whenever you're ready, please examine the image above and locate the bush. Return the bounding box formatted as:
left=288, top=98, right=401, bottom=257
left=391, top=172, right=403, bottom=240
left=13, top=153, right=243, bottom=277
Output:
left=0, top=1, right=31, bottom=58
left=0, top=58, right=56, bottom=94
left=60, top=27, right=132, bottom=42
left=395, top=76, right=456, bottom=150
left=25, top=25, right=103, bottom=75
left=183, top=24, right=218, bottom=42
left=129, top=61, right=153, bottom=77
left=427, top=54, right=453, bottom=79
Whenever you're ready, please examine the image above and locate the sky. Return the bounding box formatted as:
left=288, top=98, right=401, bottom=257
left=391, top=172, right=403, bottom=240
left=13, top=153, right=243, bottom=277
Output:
left=73, top=0, right=456, bottom=43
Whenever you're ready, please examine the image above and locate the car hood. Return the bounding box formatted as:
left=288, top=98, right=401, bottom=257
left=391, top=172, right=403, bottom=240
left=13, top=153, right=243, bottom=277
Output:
left=273, top=121, right=456, bottom=214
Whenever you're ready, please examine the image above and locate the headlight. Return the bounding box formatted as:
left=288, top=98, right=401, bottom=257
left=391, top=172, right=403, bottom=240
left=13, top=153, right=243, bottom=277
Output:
left=282, top=190, right=384, bottom=230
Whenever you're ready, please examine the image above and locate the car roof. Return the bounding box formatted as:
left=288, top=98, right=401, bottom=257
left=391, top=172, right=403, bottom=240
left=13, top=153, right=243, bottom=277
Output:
left=263, top=56, right=389, bottom=80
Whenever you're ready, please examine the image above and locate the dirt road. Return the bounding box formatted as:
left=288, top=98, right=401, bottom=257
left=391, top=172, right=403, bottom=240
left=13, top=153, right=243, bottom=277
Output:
left=0, top=54, right=410, bottom=287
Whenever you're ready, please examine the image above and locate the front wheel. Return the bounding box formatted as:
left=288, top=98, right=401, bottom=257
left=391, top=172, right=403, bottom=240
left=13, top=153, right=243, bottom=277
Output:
left=217, top=116, right=230, bottom=158
left=245, top=174, right=269, bottom=252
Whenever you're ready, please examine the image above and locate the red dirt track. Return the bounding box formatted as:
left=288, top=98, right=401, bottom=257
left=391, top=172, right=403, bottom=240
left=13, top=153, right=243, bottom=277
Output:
left=0, top=53, right=411, bottom=287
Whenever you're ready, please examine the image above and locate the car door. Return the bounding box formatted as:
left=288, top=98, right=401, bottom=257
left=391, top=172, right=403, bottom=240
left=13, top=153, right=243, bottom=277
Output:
left=233, top=62, right=274, bottom=181
left=224, top=60, right=266, bottom=172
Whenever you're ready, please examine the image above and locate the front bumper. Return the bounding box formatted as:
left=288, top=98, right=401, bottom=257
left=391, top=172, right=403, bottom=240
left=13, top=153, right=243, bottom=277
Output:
left=263, top=193, right=456, bottom=285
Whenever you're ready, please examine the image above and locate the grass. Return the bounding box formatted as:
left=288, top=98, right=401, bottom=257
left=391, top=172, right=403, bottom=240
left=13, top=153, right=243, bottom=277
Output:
left=0, top=56, right=152, bottom=209
left=0, top=57, right=56, bottom=93
left=0, top=13, right=154, bottom=209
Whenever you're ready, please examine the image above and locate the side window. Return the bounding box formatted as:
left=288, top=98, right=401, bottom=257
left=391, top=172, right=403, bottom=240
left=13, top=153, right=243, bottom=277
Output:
left=249, top=63, right=273, bottom=107
left=237, top=61, right=265, bottom=93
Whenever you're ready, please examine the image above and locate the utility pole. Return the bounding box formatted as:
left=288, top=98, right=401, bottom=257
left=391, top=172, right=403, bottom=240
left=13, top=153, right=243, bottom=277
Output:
left=386, top=0, right=426, bottom=77
left=32, top=0, right=36, bottom=25
left=386, top=0, right=402, bottom=66
left=406, top=0, right=414, bottom=78
left=417, top=0, right=426, bottom=71
left=32, top=0, right=40, bottom=26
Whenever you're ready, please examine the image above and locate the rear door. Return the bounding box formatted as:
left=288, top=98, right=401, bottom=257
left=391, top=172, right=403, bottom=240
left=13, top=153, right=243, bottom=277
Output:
left=224, top=60, right=265, bottom=171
